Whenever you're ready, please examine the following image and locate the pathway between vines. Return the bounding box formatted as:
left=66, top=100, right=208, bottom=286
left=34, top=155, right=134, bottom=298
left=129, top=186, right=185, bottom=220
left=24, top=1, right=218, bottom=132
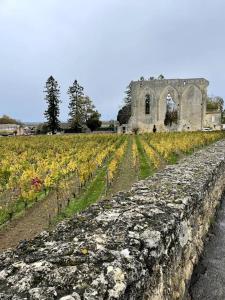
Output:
left=0, top=136, right=139, bottom=251
left=0, top=189, right=67, bottom=251
left=0, top=135, right=186, bottom=252
left=106, top=136, right=138, bottom=196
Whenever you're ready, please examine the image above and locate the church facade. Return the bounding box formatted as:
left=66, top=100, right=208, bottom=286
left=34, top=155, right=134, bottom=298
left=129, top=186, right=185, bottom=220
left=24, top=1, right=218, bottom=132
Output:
left=119, top=78, right=221, bottom=133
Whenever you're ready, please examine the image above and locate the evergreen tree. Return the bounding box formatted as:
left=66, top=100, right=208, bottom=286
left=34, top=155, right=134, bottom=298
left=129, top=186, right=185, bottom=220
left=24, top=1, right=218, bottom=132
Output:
left=44, top=76, right=61, bottom=134
left=83, top=96, right=96, bottom=122
left=68, top=80, right=84, bottom=132
left=124, top=83, right=132, bottom=105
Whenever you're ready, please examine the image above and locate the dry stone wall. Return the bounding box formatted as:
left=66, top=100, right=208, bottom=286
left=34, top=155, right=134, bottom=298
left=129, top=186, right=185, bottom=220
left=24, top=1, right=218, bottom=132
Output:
left=1, top=140, right=225, bottom=300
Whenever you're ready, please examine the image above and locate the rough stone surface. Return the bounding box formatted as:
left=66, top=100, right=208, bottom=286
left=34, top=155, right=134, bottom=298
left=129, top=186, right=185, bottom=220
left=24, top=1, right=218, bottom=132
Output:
left=127, top=78, right=209, bottom=132
left=1, top=140, right=225, bottom=299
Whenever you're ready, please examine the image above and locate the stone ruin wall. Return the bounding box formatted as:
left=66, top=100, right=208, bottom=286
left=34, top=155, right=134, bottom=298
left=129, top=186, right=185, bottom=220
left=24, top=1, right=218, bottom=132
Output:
left=1, top=140, right=225, bottom=299
left=128, top=78, right=209, bottom=132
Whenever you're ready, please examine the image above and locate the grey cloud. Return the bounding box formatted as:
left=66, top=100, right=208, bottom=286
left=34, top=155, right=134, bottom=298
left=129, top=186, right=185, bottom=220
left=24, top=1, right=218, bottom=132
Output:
left=0, top=0, right=225, bottom=121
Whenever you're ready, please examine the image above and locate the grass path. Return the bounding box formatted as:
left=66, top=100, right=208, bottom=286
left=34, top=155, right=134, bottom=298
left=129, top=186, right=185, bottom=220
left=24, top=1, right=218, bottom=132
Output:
left=56, top=163, right=108, bottom=220
left=106, top=135, right=138, bottom=195
left=1, top=133, right=221, bottom=252
left=0, top=135, right=141, bottom=251
left=135, top=135, right=154, bottom=179
left=0, top=137, right=127, bottom=251
left=56, top=135, right=138, bottom=221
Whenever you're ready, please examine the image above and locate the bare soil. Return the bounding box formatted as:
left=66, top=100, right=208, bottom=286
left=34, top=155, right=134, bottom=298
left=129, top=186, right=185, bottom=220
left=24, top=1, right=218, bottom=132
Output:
left=0, top=139, right=138, bottom=252
left=0, top=178, right=79, bottom=252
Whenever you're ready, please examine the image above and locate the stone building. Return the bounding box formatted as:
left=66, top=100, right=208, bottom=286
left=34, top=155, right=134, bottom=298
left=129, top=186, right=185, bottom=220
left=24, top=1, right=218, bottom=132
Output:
left=118, top=78, right=221, bottom=133
left=0, top=124, right=24, bottom=136
left=205, top=110, right=221, bottom=130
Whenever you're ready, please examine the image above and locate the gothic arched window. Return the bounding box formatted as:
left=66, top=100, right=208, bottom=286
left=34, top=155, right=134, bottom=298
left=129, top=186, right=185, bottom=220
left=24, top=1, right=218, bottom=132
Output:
left=164, top=93, right=178, bottom=126
left=145, top=94, right=150, bottom=114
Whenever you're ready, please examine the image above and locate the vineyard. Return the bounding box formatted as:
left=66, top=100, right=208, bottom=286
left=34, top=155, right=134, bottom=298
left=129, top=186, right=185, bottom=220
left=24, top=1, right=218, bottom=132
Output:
left=0, top=131, right=224, bottom=232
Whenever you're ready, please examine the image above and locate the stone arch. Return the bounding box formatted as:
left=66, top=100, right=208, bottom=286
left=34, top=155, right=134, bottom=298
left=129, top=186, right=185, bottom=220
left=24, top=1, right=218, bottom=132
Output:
left=158, top=86, right=179, bottom=125
left=180, top=85, right=202, bottom=130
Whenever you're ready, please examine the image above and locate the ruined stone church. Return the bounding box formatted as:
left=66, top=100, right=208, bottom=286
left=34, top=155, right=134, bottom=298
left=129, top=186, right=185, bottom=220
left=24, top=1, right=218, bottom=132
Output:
left=119, top=78, right=221, bottom=133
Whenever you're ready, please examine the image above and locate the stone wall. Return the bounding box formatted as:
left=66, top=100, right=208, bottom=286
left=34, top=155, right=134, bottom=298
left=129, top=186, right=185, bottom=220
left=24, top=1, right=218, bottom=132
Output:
left=128, top=78, right=209, bottom=132
left=1, top=140, right=225, bottom=300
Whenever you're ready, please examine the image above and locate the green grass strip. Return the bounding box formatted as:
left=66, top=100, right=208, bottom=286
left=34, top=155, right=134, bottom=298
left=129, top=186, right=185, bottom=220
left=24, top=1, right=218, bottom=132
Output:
left=135, top=135, right=154, bottom=179
left=61, top=166, right=107, bottom=218
left=56, top=136, right=128, bottom=221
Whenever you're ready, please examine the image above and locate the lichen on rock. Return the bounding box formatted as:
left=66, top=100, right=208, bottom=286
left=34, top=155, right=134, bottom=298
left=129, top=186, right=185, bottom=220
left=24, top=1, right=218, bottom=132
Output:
left=1, top=140, right=225, bottom=299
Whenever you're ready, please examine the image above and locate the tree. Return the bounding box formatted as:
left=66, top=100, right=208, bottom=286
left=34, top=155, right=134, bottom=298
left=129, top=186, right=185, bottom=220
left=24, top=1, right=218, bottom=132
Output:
left=86, top=111, right=102, bottom=131
left=207, top=96, right=224, bottom=112
left=68, top=80, right=85, bottom=132
left=83, top=96, right=96, bottom=122
left=124, top=83, right=132, bottom=105
left=214, top=96, right=224, bottom=112
left=44, top=76, right=61, bottom=134
left=108, top=120, right=115, bottom=131
left=117, top=81, right=132, bottom=125
left=164, top=110, right=178, bottom=126
left=68, top=80, right=101, bottom=132
left=117, top=104, right=131, bottom=125
left=158, top=74, right=165, bottom=80
left=212, top=96, right=224, bottom=124
left=0, top=115, right=22, bottom=125
left=36, top=123, right=48, bottom=135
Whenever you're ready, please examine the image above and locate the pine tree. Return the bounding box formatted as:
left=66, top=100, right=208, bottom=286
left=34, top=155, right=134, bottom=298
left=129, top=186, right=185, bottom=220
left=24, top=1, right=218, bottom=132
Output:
left=44, top=76, right=61, bottom=134
left=68, top=80, right=84, bottom=132
left=124, top=83, right=132, bottom=105
left=83, top=96, right=96, bottom=122
left=117, top=82, right=132, bottom=125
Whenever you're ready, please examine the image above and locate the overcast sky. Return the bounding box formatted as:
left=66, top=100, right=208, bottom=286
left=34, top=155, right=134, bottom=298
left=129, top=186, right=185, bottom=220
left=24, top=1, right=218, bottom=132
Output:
left=0, top=0, right=225, bottom=122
